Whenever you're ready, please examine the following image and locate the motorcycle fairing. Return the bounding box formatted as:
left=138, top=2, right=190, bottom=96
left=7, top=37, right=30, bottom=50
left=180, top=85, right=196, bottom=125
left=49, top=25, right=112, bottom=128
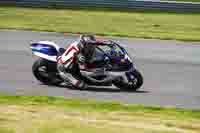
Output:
left=91, top=43, right=134, bottom=71
left=30, top=41, right=60, bottom=62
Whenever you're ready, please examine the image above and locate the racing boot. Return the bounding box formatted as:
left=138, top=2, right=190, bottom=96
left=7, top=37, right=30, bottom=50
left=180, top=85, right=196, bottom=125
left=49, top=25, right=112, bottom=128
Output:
left=57, top=63, right=88, bottom=89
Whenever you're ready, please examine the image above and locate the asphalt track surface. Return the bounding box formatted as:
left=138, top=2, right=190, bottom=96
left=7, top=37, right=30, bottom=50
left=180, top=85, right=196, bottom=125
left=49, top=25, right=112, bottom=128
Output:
left=1, top=30, right=200, bottom=109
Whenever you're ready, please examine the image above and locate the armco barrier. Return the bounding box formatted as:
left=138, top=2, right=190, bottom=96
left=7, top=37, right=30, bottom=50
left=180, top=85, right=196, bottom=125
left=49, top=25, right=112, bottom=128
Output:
left=0, top=0, right=200, bottom=12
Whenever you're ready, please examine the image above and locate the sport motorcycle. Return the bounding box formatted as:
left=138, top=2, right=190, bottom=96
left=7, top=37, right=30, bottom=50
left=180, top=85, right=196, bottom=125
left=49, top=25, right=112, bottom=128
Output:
left=30, top=39, right=143, bottom=91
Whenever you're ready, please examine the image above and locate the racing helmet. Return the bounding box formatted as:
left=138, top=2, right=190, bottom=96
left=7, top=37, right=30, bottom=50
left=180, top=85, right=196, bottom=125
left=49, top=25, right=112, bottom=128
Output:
left=79, top=34, right=97, bottom=62
left=80, top=34, right=96, bottom=45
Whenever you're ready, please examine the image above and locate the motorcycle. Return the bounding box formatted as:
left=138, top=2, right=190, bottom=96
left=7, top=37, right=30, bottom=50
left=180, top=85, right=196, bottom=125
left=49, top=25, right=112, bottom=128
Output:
left=30, top=39, right=143, bottom=91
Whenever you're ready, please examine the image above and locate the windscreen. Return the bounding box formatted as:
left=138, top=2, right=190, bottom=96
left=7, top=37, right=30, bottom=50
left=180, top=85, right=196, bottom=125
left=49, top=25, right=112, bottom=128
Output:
left=97, top=43, right=124, bottom=57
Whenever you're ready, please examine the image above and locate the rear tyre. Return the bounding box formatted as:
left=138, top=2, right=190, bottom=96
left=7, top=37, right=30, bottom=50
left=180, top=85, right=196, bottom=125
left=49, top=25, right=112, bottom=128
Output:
left=32, top=58, right=62, bottom=85
left=114, top=70, right=143, bottom=91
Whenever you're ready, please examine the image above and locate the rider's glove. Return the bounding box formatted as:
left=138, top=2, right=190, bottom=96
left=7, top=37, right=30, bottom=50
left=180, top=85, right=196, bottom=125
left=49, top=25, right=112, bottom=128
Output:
left=76, top=54, right=85, bottom=64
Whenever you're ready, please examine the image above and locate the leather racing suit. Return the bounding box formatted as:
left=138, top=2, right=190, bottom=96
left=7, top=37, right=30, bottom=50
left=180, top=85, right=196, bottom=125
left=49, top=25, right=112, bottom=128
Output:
left=57, top=35, right=97, bottom=89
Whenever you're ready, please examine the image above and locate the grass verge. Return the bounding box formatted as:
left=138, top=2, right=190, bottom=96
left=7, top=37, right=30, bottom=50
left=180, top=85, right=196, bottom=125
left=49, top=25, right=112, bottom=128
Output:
left=0, top=6, right=200, bottom=41
left=0, top=95, right=200, bottom=133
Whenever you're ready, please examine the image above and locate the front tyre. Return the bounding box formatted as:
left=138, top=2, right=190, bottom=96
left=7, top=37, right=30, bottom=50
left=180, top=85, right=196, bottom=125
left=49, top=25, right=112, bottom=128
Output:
left=32, top=58, right=62, bottom=85
left=114, top=70, right=143, bottom=91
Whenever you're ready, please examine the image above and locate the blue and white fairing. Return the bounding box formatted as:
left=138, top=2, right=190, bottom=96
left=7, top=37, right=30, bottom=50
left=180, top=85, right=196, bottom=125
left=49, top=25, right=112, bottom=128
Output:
left=93, top=42, right=135, bottom=71
left=30, top=41, right=60, bottom=62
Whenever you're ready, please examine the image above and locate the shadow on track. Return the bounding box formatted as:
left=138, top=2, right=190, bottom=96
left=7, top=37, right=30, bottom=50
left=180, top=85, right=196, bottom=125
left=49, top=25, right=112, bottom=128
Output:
left=64, top=85, right=148, bottom=93
left=38, top=83, right=148, bottom=93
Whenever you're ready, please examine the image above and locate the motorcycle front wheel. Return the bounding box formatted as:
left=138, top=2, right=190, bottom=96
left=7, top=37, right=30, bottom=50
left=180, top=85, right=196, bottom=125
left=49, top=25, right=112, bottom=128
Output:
left=113, top=69, right=143, bottom=91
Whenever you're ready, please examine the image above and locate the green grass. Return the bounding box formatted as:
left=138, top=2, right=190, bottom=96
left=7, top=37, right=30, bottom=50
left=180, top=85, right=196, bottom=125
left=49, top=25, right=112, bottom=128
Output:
left=0, top=95, right=200, bottom=133
left=0, top=6, right=200, bottom=41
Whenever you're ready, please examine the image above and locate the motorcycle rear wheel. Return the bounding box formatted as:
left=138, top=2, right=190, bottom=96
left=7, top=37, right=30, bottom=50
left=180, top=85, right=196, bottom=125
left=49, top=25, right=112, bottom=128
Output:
left=32, top=58, right=63, bottom=85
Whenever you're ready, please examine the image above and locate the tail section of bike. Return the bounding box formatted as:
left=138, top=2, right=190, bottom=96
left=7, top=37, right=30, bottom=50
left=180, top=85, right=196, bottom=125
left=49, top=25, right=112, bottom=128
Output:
left=30, top=41, right=60, bottom=62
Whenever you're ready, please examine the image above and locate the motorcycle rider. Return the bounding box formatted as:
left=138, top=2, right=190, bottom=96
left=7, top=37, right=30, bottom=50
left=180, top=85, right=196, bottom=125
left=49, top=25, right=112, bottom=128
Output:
left=57, top=34, right=98, bottom=89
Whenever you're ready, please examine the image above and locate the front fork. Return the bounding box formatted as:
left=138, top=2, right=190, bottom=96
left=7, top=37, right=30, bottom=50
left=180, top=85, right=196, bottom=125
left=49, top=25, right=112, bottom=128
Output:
left=124, top=64, right=137, bottom=83
left=107, top=64, right=136, bottom=84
